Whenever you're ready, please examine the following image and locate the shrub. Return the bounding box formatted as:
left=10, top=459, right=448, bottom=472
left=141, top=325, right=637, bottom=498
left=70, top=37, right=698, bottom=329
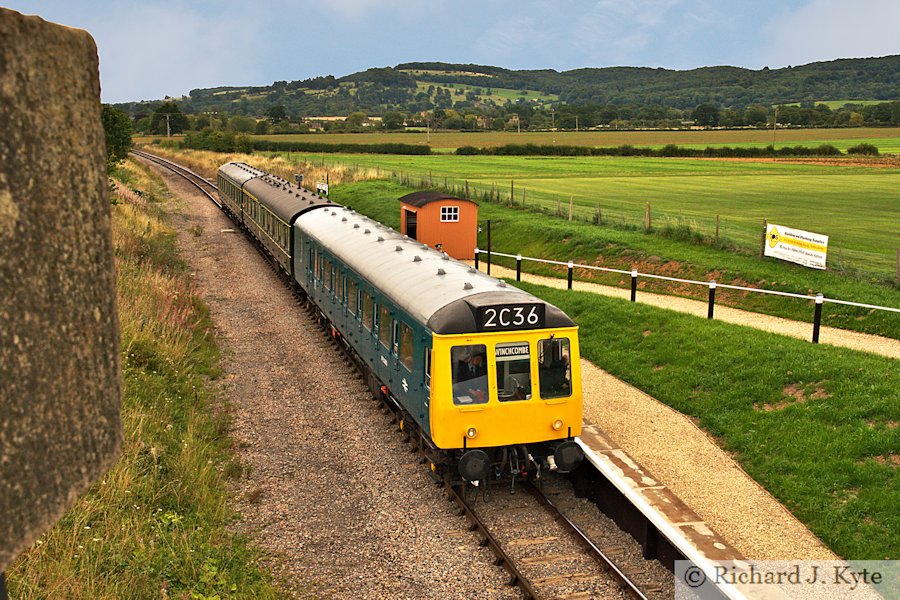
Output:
left=847, top=143, right=879, bottom=156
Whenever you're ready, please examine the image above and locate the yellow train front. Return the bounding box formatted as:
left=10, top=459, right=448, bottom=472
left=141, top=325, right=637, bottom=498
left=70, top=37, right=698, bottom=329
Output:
left=430, top=319, right=584, bottom=483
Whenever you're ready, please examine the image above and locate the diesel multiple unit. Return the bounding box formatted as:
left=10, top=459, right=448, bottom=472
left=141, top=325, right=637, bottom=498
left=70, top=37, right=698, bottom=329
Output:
left=217, top=162, right=584, bottom=483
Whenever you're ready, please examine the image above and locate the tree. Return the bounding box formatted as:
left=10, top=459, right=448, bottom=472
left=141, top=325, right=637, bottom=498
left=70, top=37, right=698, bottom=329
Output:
left=265, top=104, right=287, bottom=122
left=149, top=101, right=189, bottom=135
left=382, top=111, right=405, bottom=130
left=345, top=111, right=367, bottom=127
left=229, top=115, right=256, bottom=133
left=100, top=104, right=133, bottom=172
left=691, top=103, right=720, bottom=127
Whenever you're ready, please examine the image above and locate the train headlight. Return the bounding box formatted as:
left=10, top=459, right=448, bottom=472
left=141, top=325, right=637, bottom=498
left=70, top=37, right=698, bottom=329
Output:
left=466, top=427, right=478, bottom=439
left=552, top=419, right=564, bottom=431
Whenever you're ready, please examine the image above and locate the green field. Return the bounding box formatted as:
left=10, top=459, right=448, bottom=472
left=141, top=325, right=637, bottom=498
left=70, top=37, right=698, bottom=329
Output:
left=253, top=127, right=900, bottom=153
left=289, top=153, right=900, bottom=276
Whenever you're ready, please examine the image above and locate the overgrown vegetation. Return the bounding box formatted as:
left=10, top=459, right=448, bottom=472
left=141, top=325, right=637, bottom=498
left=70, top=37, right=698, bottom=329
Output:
left=101, top=104, right=133, bottom=172
left=7, top=160, right=284, bottom=599
left=513, top=280, right=899, bottom=560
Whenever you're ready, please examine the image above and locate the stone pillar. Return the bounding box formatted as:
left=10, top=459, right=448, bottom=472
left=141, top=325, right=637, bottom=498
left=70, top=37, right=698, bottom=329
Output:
left=0, top=8, right=122, bottom=572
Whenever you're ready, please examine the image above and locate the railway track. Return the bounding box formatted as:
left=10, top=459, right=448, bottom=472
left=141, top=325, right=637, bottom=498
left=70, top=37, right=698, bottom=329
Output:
left=133, top=150, right=697, bottom=599
left=130, top=149, right=221, bottom=207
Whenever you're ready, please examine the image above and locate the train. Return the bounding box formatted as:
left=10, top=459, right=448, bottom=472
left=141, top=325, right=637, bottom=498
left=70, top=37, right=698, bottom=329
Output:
left=216, top=162, right=584, bottom=485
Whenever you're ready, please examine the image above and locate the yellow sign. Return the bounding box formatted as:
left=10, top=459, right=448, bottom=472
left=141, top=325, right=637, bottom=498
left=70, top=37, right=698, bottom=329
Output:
left=764, top=223, right=829, bottom=270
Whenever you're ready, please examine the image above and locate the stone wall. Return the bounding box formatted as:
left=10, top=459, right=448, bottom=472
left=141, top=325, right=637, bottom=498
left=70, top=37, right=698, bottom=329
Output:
left=0, top=8, right=122, bottom=571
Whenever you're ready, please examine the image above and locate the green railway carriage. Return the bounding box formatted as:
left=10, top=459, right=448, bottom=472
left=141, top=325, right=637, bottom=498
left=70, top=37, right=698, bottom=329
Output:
left=216, top=162, right=265, bottom=222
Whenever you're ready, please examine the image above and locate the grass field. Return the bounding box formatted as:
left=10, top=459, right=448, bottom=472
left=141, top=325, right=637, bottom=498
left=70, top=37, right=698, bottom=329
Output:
left=252, top=127, right=900, bottom=153
left=515, top=281, right=899, bottom=560
left=289, top=152, right=900, bottom=276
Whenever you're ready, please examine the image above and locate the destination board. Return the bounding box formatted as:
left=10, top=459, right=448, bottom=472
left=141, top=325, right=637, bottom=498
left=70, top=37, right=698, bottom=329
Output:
left=475, top=303, right=545, bottom=331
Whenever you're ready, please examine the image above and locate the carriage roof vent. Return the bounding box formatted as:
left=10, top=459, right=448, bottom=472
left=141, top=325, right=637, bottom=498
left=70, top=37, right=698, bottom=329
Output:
left=395, top=245, right=403, bottom=252
left=377, top=236, right=385, bottom=242
left=463, top=282, right=474, bottom=290
left=364, top=228, right=371, bottom=234
left=468, top=267, right=476, bottom=274
left=437, top=268, right=446, bottom=276
left=497, top=281, right=507, bottom=288
left=413, top=255, right=422, bottom=262
left=442, top=254, right=450, bottom=261
left=342, top=217, right=348, bottom=222
left=354, top=223, right=360, bottom=229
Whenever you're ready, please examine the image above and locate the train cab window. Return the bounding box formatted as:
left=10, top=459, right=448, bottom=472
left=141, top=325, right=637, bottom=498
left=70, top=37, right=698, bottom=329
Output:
left=451, top=344, right=488, bottom=405
left=378, top=306, right=391, bottom=348
left=362, top=293, right=373, bottom=330
left=348, top=280, right=358, bottom=315
left=495, top=342, right=532, bottom=402
left=538, top=338, right=572, bottom=399
left=398, top=322, right=413, bottom=371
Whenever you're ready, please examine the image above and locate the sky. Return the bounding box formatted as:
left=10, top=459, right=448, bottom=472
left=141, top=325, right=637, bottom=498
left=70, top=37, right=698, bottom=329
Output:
left=5, top=0, right=899, bottom=104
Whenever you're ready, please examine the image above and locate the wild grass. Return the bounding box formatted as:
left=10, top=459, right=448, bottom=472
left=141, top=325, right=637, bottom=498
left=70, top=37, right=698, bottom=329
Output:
left=7, top=160, right=285, bottom=599
left=512, top=280, right=899, bottom=560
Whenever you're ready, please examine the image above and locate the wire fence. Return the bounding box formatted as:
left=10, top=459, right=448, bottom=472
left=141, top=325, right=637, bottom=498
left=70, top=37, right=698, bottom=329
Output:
left=473, top=249, right=899, bottom=344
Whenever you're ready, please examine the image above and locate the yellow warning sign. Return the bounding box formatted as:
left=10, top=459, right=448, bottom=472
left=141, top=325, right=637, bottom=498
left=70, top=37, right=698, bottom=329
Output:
left=764, top=223, right=829, bottom=270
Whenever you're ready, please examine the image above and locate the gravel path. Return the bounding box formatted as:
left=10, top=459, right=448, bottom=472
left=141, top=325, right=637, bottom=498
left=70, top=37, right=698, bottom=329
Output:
left=147, top=163, right=523, bottom=599
left=481, top=264, right=900, bottom=360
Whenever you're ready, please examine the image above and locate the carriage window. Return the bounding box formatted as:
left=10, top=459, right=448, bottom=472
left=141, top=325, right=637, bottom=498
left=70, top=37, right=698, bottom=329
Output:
left=495, top=342, right=532, bottom=402
left=451, top=344, right=488, bottom=405
left=424, top=350, right=431, bottom=389
left=379, top=306, right=391, bottom=348
left=398, top=322, right=413, bottom=371
left=538, top=338, right=572, bottom=399
left=362, top=293, right=373, bottom=330
left=323, top=259, right=332, bottom=290
left=348, top=280, right=358, bottom=315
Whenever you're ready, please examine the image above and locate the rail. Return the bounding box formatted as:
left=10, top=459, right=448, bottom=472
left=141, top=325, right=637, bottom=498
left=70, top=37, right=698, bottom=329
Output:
left=130, top=150, right=221, bottom=208
left=525, top=480, right=649, bottom=599
left=477, top=249, right=899, bottom=343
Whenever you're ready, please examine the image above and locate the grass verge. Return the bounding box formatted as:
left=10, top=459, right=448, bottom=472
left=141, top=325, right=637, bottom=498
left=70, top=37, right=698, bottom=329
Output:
left=7, top=160, right=284, bottom=599
left=330, top=180, right=900, bottom=339
left=512, top=280, right=899, bottom=560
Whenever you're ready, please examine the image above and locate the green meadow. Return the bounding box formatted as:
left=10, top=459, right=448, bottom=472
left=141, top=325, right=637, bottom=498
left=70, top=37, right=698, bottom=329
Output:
left=291, top=153, right=900, bottom=276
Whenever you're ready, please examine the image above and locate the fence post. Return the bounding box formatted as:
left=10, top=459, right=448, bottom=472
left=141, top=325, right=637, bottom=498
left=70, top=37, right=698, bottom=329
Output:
left=516, top=254, right=522, bottom=281
left=760, top=219, right=768, bottom=259
left=708, top=281, right=716, bottom=319
left=630, top=270, right=638, bottom=302
left=465, top=179, right=469, bottom=199
left=567, top=261, right=574, bottom=289
left=474, top=248, right=479, bottom=270
left=812, top=294, right=824, bottom=343
left=715, top=214, right=720, bottom=244
left=486, top=220, right=492, bottom=276
left=645, top=203, right=651, bottom=230
left=522, top=187, right=526, bottom=209
left=896, top=248, right=899, bottom=284
left=510, top=180, right=514, bottom=206
left=556, top=197, right=561, bottom=217
left=597, top=204, right=602, bottom=225
left=569, top=196, right=574, bottom=221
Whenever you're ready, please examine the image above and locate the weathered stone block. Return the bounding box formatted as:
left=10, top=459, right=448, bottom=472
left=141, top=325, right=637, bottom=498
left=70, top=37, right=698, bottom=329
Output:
left=0, top=8, right=122, bottom=571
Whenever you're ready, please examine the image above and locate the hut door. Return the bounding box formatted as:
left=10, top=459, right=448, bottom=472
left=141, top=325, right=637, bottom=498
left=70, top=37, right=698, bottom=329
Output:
left=405, top=209, right=417, bottom=240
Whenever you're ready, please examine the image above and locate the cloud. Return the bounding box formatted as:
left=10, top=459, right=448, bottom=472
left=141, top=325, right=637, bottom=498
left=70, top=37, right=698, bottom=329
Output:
left=473, top=15, right=549, bottom=65
left=91, top=3, right=262, bottom=102
left=570, top=0, right=683, bottom=65
left=759, top=0, right=900, bottom=67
